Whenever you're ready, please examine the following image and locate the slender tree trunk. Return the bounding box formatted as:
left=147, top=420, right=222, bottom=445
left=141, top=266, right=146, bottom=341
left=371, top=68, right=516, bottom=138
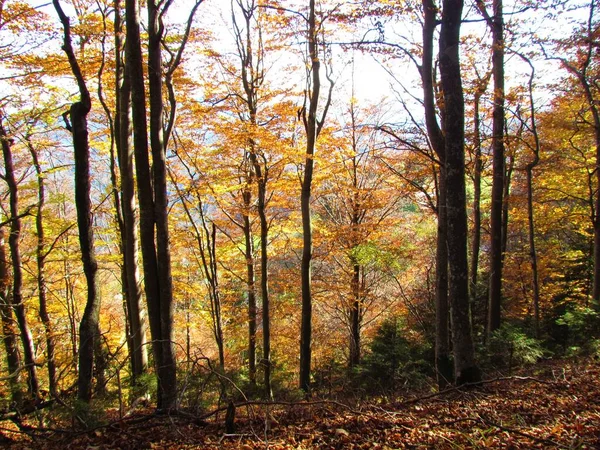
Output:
left=439, top=0, right=480, bottom=385
left=28, top=141, right=57, bottom=396
left=520, top=55, right=541, bottom=337
left=299, top=0, right=321, bottom=394
left=242, top=189, right=257, bottom=386
left=482, top=0, right=505, bottom=336
left=422, top=0, right=452, bottom=389
left=147, top=0, right=177, bottom=409
left=125, top=0, right=177, bottom=409
left=470, top=81, right=488, bottom=306
left=1, top=122, right=39, bottom=399
left=0, top=228, right=22, bottom=403
left=54, top=0, right=102, bottom=403
left=115, top=0, right=147, bottom=382
left=501, top=154, right=513, bottom=261
left=349, top=260, right=361, bottom=368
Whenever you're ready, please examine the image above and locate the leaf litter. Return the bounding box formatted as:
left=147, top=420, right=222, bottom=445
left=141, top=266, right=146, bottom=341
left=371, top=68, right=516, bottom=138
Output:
left=2, top=358, right=599, bottom=449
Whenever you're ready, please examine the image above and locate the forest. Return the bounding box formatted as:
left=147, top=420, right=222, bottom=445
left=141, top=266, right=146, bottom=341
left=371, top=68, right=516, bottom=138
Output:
left=0, top=0, right=600, bottom=447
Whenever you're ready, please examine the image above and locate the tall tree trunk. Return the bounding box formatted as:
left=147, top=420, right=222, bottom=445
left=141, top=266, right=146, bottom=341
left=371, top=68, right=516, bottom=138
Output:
left=0, top=228, right=22, bottom=403
left=520, top=55, right=541, bottom=337
left=299, top=0, right=320, bottom=394
left=242, top=189, right=257, bottom=387
left=147, top=0, right=177, bottom=409
left=233, top=0, right=272, bottom=398
left=422, top=0, right=452, bottom=389
left=439, top=0, right=480, bottom=385
left=125, top=0, right=176, bottom=410
left=54, top=0, right=102, bottom=403
left=476, top=0, right=505, bottom=336
left=115, top=0, right=147, bottom=383
left=27, top=140, right=57, bottom=396
left=1, top=122, right=39, bottom=400
left=469, top=73, right=490, bottom=309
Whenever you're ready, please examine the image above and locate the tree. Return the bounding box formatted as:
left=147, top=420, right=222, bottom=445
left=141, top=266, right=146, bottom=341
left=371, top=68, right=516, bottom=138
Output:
left=439, top=0, right=480, bottom=384
left=476, top=0, right=506, bottom=336
left=549, top=0, right=600, bottom=307
left=1, top=118, right=40, bottom=400
left=299, top=0, right=334, bottom=394
left=53, top=0, right=105, bottom=402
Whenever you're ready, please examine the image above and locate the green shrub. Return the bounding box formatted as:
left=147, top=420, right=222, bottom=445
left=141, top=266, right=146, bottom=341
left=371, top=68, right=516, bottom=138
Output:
left=359, top=317, right=433, bottom=392
left=555, top=305, right=600, bottom=356
left=487, top=323, right=544, bottom=371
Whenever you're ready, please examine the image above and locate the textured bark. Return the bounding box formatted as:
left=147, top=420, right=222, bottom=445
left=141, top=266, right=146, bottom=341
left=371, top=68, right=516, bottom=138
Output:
left=125, top=0, right=177, bottom=409
left=299, top=0, right=320, bottom=393
left=1, top=122, right=39, bottom=399
left=422, top=0, right=452, bottom=388
left=28, top=141, right=57, bottom=396
left=242, top=191, right=257, bottom=386
left=439, top=0, right=480, bottom=385
left=114, top=0, right=147, bottom=381
left=469, top=73, right=490, bottom=307
left=147, top=0, right=177, bottom=409
left=233, top=0, right=273, bottom=398
left=54, top=0, right=102, bottom=403
left=476, top=0, right=505, bottom=336
left=0, top=228, right=22, bottom=403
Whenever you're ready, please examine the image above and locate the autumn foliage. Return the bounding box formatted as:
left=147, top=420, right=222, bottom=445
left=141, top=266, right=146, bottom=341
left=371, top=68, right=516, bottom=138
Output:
left=0, top=0, right=599, bottom=446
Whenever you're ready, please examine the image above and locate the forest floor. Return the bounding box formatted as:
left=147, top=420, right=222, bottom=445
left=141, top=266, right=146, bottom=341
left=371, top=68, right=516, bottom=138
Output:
left=2, top=357, right=600, bottom=449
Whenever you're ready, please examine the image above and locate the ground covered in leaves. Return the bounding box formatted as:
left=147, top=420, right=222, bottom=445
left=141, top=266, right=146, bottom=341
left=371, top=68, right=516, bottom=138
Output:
left=2, top=358, right=599, bottom=449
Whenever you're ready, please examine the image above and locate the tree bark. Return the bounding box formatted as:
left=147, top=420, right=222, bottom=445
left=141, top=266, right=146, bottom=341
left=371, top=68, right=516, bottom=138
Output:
left=0, top=227, right=22, bottom=403
left=27, top=139, right=57, bottom=397
left=439, top=0, right=480, bottom=385
left=242, top=189, right=257, bottom=386
left=1, top=121, right=39, bottom=400
left=114, top=0, right=147, bottom=383
left=54, top=0, right=103, bottom=403
left=147, top=0, right=177, bottom=409
left=299, top=0, right=320, bottom=394
left=477, top=0, right=505, bottom=336
left=125, top=0, right=177, bottom=409
left=422, top=0, right=452, bottom=388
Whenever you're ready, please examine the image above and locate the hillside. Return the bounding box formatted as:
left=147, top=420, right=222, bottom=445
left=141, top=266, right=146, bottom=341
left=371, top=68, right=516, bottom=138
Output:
left=3, top=358, right=599, bottom=449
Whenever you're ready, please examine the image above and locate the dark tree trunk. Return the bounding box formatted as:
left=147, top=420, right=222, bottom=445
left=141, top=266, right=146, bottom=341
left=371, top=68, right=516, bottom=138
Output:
left=439, top=0, right=480, bottom=385
left=125, top=0, right=177, bottom=409
left=422, top=0, right=452, bottom=389
left=147, top=0, right=177, bottom=409
left=469, top=74, right=490, bottom=309
left=1, top=122, right=39, bottom=400
left=349, top=260, right=361, bottom=368
left=115, top=0, right=147, bottom=382
left=299, top=0, right=321, bottom=394
left=242, top=190, right=257, bottom=387
left=477, top=0, right=505, bottom=336
left=28, top=141, right=57, bottom=397
left=54, top=0, right=102, bottom=403
left=0, top=228, right=22, bottom=403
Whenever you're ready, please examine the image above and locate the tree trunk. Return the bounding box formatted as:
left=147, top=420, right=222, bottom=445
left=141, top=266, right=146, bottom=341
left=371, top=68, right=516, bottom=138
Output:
left=299, top=0, right=321, bottom=394
left=482, top=0, right=505, bottom=336
left=147, top=0, right=177, bottom=409
left=470, top=75, right=489, bottom=308
left=125, top=0, right=177, bottom=410
left=115, top=0, right=147, bottom=382
left=422, top=0, right=452, bottom=389
left=0, top=228, right=22, bottom=403
left=1, top=122, right=39, bottom=400
left=28, top=140, right=57, bottom=396
left=54, top=0, right=102, bottom=403
left=439, top=0, right=480, bottom=385
left=242, top=189, right=257, bottom=387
